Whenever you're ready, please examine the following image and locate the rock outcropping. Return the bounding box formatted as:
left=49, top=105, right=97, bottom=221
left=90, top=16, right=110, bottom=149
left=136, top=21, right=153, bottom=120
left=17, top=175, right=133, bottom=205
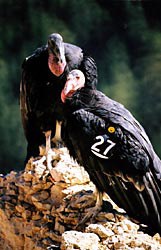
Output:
left=0, top=147, right=161, bottom=250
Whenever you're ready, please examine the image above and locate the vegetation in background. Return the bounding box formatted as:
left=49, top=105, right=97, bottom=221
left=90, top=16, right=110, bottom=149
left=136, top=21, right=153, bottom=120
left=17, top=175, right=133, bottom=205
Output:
left=0, top=0, right=161, bottom=174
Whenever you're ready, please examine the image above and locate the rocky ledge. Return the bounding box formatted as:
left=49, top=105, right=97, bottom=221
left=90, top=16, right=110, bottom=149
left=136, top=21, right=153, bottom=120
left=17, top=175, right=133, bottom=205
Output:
left=0, top=147, right=161, bottom=250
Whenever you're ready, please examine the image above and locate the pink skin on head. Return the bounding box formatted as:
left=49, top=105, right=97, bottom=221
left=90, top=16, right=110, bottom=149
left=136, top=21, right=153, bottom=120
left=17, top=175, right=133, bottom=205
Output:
left=61, top=70, right=85, bottom=103
left=48, top=54, right=66, bottom=76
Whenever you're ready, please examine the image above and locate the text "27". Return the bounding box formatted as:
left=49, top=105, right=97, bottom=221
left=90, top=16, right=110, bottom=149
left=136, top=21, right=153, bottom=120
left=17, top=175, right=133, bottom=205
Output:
left=91, top=135, right=116, bottom=159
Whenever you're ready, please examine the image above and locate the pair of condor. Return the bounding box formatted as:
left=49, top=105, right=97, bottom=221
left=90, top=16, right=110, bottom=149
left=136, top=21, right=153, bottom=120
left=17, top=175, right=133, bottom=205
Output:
left=20, top=33, right=161, bottom=235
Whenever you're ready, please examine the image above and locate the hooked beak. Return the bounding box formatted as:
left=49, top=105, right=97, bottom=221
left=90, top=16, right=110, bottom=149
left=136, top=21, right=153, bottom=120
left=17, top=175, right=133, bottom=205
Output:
left=61, top=78, right=75, bottom=103
left=48, top=33, right=67, bottom=76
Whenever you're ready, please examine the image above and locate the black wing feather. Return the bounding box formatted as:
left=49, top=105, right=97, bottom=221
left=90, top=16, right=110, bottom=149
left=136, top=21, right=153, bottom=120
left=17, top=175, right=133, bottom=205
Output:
left=63, top=97, right=161, bottom=234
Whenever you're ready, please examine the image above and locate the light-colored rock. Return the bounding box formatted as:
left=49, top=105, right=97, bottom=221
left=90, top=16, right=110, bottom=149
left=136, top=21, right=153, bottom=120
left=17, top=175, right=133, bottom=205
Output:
left=86, top=223, right=114, bottom=238
left=112, top=225, right=124, bottom=235
left=50, top=161, right=89, bottom=185
left=61, top=230, right=100, bottom=250
left=153, top=233, right=161, bottom=244
left=122, top=218, right=140, bottom=232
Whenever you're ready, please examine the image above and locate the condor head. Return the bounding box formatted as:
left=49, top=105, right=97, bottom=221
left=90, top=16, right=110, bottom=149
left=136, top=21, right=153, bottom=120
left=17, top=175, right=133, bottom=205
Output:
left=48, top=33, right=66, bottom=76
left=61, top=69, right=85, bottom=103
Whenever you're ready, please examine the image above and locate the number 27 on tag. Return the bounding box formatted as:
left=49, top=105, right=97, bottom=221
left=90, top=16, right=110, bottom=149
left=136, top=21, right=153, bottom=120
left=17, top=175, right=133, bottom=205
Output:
left=91, top=135, right=116, bottom=159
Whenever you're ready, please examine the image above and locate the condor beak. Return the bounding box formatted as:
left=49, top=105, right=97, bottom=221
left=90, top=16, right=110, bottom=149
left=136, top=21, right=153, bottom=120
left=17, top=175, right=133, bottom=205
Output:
left=48, top=33, right=66, bottom=76
left=61, top=90, right=66, bottom=103
left=61, top=78, right=75, bottom=103
left=49, top=41, right=65, bottom=64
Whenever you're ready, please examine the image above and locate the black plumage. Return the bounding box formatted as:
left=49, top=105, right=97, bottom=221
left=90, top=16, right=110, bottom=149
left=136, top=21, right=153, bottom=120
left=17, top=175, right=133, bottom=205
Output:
left=20, top=33, right=97, bottom=163
left=61, top=70, right=161, bottom=234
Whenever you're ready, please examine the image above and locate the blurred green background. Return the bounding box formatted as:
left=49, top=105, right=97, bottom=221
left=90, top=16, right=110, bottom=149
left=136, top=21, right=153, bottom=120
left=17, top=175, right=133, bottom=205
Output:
left=0, top=0, right=161, bottom=174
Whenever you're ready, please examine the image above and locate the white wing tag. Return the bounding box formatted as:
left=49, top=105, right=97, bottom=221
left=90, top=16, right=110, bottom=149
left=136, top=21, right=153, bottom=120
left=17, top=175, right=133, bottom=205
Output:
left=91, top=135, right=116, bottom=159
